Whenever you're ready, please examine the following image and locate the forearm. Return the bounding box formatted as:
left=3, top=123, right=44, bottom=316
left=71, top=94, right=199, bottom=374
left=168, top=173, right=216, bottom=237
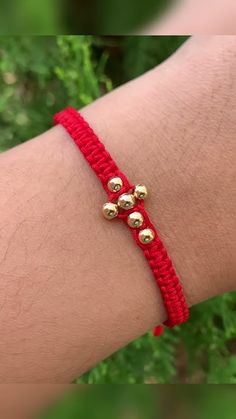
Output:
left=0, top=124, right=166, bottom=382
left=0, top=36, right=235, bottom=382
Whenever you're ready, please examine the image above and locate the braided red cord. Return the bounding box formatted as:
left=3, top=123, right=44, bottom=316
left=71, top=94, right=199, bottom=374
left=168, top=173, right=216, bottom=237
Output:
left=54, top=107, right=189, bottom=336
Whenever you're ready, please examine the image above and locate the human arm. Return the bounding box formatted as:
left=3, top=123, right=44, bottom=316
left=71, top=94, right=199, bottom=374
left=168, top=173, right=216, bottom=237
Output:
left=0, top=36, right=235, bottom=382
left=143, top=0, right=236, bottom=35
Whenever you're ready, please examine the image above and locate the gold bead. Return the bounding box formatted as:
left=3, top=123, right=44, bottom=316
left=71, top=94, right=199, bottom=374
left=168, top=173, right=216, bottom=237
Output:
left=118, top=193, right=136, bottom=210
left=107, top=177, right=123, bottom=192
left=102, top=202, right=118, bottom=220
left=139, top=228, right=155, bottom=244
left=134, top=184, right=148, bottom=200
left=127, top=212, right=144, bottom=228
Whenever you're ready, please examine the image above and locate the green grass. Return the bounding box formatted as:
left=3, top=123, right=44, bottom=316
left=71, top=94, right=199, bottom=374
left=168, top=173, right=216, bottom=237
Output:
left=0, top=36, right=235, bottom=384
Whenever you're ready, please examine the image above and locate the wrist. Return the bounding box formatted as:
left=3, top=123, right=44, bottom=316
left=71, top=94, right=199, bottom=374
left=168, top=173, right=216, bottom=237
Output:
left=81, top=38, right=236, bottom=305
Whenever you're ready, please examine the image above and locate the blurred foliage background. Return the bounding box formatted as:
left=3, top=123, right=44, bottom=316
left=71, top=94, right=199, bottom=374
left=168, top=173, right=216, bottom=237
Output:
left=64, top=0, right=171, bottom=34
left=38, top=385, right=236, bottom=419
left=0, top=36, right=236, bottom=384
left=0, top=0, right=172, bottom=34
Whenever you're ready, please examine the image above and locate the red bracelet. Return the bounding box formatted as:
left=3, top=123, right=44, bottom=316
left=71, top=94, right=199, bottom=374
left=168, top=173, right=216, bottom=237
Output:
left=54, top=107, right=189, bottom=336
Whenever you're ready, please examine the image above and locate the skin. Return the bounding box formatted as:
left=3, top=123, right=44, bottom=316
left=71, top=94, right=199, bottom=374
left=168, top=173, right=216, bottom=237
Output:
left=0, top=385, right=71, bottom=419
left=0, top=36, right=235, bottom=383
left=143, top=0, right=236, bottom=35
